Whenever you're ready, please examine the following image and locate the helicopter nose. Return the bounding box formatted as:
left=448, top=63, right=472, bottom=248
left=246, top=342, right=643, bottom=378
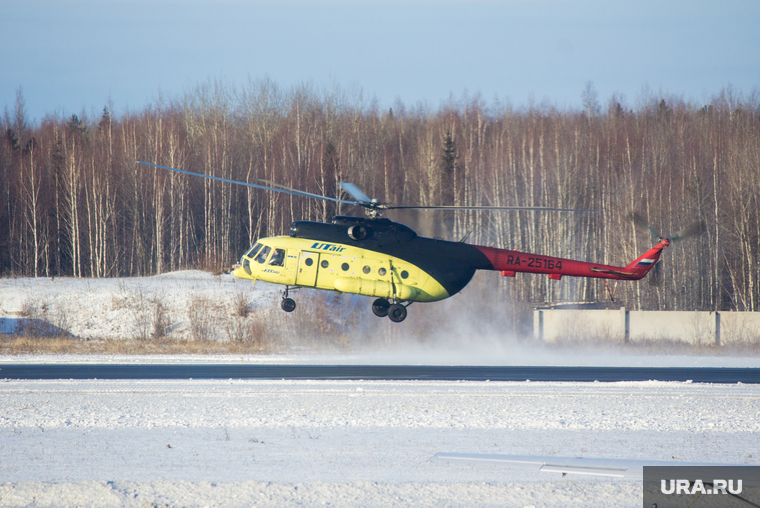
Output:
left=232, top=260, right=256, bottom=280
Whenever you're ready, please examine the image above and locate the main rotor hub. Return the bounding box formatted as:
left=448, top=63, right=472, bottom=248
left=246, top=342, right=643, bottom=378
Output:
left=364, top=206, right=382, bottom=219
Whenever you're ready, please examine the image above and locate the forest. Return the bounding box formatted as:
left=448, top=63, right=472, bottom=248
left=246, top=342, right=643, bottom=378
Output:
left=2, top=80, right=759, bottom=313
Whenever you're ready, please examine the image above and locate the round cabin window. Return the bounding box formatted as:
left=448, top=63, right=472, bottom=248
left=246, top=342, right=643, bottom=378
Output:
left=304, top=258, right=313, bottom=266
left=321, top=260, right=329, bottom=268
left=362, top=266, right=371, bottom=274
left=401, top=270, right=409, bottom=279
left=378, top=267, right=386, bottom=276
left=341, top=263, right=350, bottom=271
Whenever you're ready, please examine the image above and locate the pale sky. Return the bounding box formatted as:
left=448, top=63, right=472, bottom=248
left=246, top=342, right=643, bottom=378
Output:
left=3, top=0, right=759, bottom=123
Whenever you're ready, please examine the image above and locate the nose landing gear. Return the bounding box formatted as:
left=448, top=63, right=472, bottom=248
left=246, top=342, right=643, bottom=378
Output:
left=281, top=286, right=297, bottom=313
left=281, top=298, right=296, bottom=312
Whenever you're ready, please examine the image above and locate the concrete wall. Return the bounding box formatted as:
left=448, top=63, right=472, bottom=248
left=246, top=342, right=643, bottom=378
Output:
left=534, top=308, right=760, bottom=345
left=628, top=311, right=718, bottom=344
left=534, top=308, right=626, bottom=342
left=720, top=312, right=760, bottom=344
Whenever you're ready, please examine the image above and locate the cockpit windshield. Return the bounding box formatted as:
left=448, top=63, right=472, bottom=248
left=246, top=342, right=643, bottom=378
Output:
left=245, top=243, right=263, bottom=258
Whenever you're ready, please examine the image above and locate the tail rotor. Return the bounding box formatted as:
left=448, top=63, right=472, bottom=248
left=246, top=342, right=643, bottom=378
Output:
left=629, top=212, right=707, bottom=287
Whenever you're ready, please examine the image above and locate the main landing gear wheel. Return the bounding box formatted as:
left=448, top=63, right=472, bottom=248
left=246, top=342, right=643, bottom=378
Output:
left=372, top=298, right=390, bottom=318
left=387, top=303, right=407, bottom=323
left=281, top=297, right=296, bottom=312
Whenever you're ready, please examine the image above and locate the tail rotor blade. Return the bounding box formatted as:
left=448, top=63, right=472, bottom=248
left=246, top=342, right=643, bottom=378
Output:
left=629, top=212, right=660, bottom=240
left=670, top=220, right=707, bottom=242
left=648, top=259, right=663, bottom=287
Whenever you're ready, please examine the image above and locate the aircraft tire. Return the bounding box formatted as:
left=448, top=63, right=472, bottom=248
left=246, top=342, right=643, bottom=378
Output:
left=387, top=303, right=407, bottom=323
left=281, top=298, right=296, bottom=312
left=372, top=298, right=390, bottom=318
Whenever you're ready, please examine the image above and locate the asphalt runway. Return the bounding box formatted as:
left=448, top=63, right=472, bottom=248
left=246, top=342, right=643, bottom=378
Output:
left=1, top=365, right=759, bottom=383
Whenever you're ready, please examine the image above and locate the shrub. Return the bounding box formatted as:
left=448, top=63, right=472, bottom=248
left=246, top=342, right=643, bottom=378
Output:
left=187, top=295, right=218, bottom=342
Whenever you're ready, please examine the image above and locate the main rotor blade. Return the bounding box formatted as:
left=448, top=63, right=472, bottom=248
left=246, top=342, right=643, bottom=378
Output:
left=255, top=178, right=355, bottom=203
left=337, top=183, right=373, bottom=204
left=670, top=220, right=707, bottom=242
left=139, top=162, right=596, bottom=214
left=385, top=205, right=596, bottom=212
left=137, top=162, right=361, bottom=207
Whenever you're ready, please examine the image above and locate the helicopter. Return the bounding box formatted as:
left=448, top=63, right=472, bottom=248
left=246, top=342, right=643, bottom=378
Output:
left=137, top=161, right=701, bottom=323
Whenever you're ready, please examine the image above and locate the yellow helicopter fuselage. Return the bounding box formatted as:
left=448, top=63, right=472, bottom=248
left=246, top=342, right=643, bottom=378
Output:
left=232, top=235, right=450, bottom=303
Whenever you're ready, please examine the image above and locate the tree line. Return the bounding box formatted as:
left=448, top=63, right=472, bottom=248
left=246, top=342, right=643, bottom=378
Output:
left=2, top=80, right=759, bottom=312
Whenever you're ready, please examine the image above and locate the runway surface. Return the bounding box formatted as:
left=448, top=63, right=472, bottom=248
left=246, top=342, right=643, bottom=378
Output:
left=1, top=364, right=759, bottom=383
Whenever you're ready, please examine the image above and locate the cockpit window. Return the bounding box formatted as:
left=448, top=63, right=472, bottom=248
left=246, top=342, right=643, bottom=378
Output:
left=255, top=245, right=271, bottom=264
left=268, top=248, right=286, bottom=267
left=245, top=243, right=263, bottom=258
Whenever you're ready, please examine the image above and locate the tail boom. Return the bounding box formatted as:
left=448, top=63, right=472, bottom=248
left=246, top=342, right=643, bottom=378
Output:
left=473, top=240, right=667, bottom=281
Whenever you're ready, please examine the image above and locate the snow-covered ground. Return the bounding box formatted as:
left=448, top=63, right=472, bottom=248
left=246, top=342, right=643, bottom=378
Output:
left=0, top=271, right=277, bottom=341
left=1, top=379, right=759, bottom=507
left=2, top=272, right=759, bottom=506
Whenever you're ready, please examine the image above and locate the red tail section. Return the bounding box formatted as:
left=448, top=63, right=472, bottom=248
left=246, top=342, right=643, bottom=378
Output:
left=473, top=240, right=668, bottom=281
